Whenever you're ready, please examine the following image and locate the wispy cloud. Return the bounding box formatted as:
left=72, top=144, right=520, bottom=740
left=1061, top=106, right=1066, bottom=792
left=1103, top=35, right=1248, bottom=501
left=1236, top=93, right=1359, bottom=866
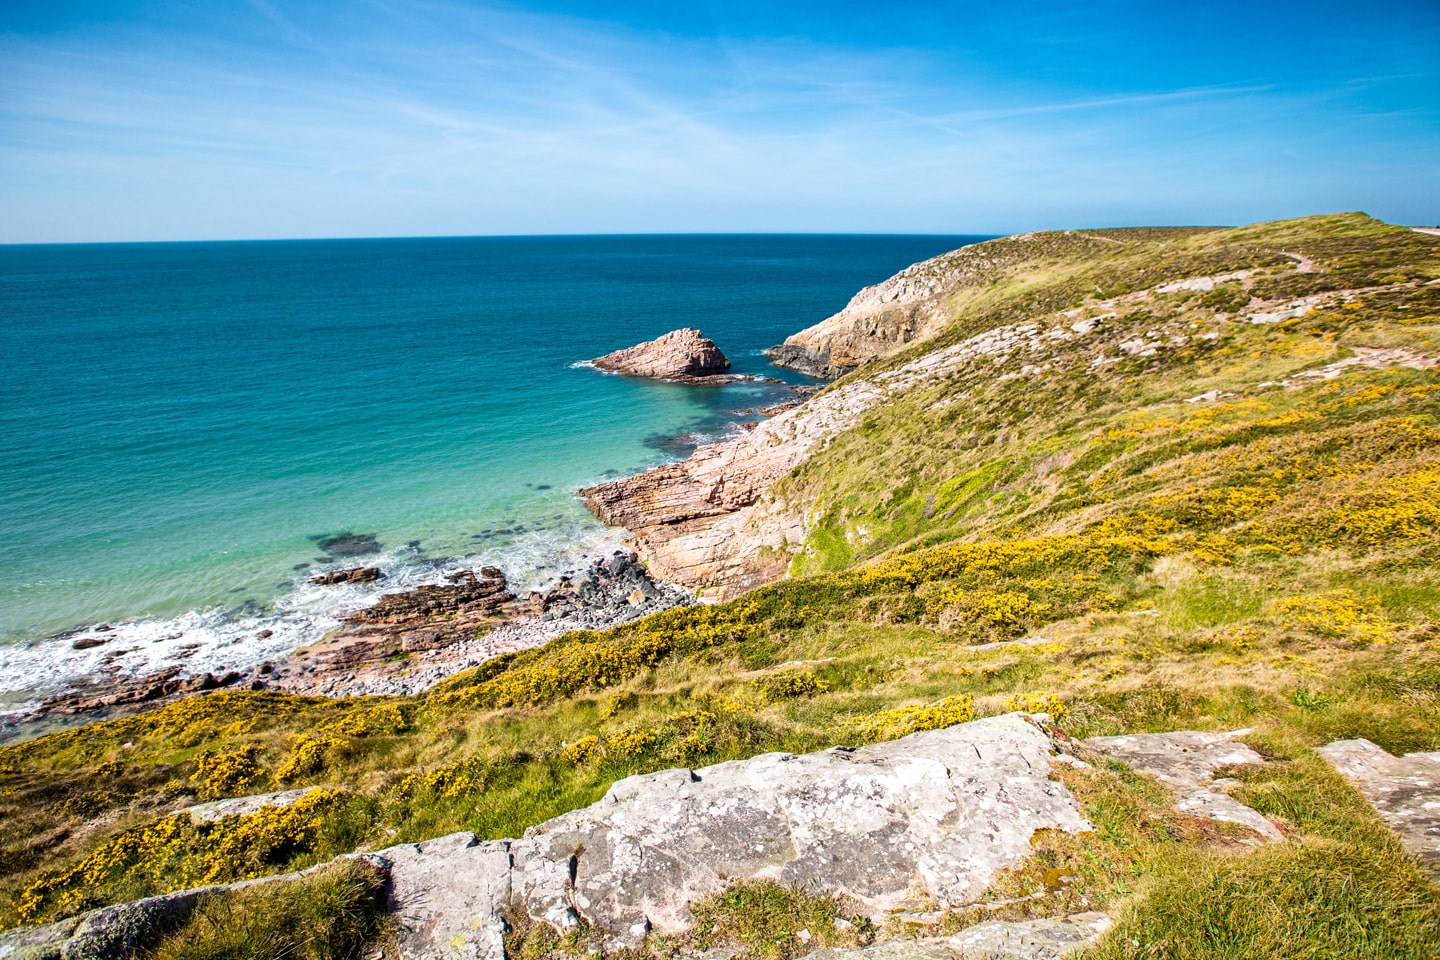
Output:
left=1, top=0, right=1436, bottom=240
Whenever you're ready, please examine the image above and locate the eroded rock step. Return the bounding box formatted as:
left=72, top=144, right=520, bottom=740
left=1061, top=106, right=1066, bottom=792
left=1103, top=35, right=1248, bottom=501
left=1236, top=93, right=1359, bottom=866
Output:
left=1318, top=738, right=1440, bottom=873
left=802, top=914, right=1115, bottom=960
left=1081, top=729, right=1283, bottom=841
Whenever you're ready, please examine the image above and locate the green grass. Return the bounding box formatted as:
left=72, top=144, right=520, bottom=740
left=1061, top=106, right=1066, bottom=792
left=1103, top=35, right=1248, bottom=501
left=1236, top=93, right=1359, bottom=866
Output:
left=1, top=213, right=1438, bottom=957
left=145, top=860, right=391, bottom=960
left=687, top=881, right=876, bottom=960
left=1084, top=751, right=1440, bottom=959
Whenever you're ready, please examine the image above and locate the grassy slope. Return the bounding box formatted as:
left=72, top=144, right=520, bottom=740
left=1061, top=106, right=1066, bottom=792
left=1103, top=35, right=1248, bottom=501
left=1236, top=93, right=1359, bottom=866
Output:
left=2, top=213, right=1438, bottom=957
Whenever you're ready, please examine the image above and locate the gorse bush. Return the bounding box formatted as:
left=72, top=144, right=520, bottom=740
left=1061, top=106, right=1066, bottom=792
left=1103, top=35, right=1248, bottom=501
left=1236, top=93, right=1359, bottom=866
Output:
left=848, top=696, right=976, bottom=741
left=2, top=213, right=1438, bottom=954
left=191, top=745, right=264, bottom=800
left=13, top=788, right=363, bottom=925
left=757, top=671, right=830, bottom=700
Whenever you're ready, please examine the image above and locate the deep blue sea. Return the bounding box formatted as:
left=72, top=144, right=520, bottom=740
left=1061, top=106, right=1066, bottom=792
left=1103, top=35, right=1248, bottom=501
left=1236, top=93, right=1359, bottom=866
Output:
left=0, top=234, right=979, bottom=702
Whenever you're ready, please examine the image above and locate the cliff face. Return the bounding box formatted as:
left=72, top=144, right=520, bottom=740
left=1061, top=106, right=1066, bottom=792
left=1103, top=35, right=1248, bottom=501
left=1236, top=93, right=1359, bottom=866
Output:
left=579, top=378, right=886, bottom=597
left=586, top=214, right=1440, bottom=598
left=763, top=233, right=1068, bottom=377
left=763, top=250, right=964, bottom=377
left=580, top=311, right=1114, bottom=596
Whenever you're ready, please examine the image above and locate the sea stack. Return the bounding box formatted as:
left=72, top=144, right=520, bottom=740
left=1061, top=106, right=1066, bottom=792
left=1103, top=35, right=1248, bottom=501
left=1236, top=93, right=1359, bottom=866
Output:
left=592, top=327, right=730, bottom=380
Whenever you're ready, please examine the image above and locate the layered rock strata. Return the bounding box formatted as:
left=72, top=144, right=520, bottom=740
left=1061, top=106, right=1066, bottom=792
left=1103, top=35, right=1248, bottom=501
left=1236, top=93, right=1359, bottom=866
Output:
left=24, top=555, right=691, bottom=722
left=309, top=566, right=382, bottom=585
left=580, top=376, right=887, bottom=597
left=270, top=552, right=691, bottom=698
left=804, top=915, right=1115, bottom=960
left=765, top=239, right=1001, bottom=377
left=592, top=328, right=730, bottom=381
left=587, top=246, right=1398, bottom=599
left=581, top=313, right=1111, bottom=597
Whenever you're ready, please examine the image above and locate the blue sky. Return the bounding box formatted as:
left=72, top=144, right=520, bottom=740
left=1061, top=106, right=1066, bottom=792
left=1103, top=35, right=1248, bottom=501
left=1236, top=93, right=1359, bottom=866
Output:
left=2, top=0, right=1437, bottom=241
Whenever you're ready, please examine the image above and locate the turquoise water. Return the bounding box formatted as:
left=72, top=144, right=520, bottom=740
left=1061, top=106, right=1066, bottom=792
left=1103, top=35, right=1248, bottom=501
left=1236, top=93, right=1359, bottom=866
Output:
left=0, top=234, right=978, bottom=697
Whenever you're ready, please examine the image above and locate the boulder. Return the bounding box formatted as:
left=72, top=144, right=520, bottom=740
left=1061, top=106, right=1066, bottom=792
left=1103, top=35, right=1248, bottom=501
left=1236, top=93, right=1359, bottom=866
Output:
left=0, top=916, right=85, bottom=960
left=370, top=713, right=1089, bottom=956
left=60, top=888, right=218, bottom=960
left=372, top=834, right=512, bottom=960
left=592, top=328, right=730, bottom=380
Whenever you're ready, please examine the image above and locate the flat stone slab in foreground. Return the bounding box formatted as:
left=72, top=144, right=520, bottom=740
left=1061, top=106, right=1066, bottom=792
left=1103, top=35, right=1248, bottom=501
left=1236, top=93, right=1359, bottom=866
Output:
left=378, top=713, right=1090, bottom=957
left=1083, top=729, right=1283, bottom=841
left=4, top=717, right=1290, bottom=960
left=1317, top=738, right=1440, bottom=873
left=804, top=914, right=1114, bottom=960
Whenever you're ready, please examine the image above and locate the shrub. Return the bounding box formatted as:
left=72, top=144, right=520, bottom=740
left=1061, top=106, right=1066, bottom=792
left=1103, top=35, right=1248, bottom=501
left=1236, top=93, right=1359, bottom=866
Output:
left=192, top=745, right=265, bottom=800
left=561, top=736, right=601, bottom=765
left=1275, top=590, right=1397, bottom=645
left=1005, top=693, right=1069, bottom=721
left=276, top=734, right=344, bottom=782
left=848, top=696, right=976, bottom=742
left=758, top=672, right=830, bottom=700
left=12, top=788, right=356, bottom=926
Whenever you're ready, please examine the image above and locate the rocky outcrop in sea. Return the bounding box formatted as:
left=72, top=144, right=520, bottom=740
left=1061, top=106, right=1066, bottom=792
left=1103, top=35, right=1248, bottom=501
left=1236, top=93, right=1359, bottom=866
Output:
left=18, top=552, right=693, bottom=720
left=592, top=328, right=731, bottom=381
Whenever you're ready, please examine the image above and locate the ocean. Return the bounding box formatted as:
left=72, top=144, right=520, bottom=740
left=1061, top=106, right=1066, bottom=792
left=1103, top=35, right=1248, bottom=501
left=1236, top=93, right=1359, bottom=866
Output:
left=0, top=234, right=980, bottom=705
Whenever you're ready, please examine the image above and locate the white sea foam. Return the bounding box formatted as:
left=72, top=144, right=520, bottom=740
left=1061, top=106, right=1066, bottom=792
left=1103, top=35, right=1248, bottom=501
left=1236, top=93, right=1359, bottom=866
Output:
left=0, top=524, right=630, bottom=706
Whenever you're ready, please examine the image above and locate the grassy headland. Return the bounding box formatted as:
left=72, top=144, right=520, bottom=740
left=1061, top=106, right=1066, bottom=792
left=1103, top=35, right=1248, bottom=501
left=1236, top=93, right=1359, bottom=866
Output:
left=2, top=213, right=1437, bottom=957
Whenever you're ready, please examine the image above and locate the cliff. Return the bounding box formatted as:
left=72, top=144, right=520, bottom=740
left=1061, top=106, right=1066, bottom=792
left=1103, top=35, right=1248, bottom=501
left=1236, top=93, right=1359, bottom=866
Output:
left=587, top=214, right=1440, bottom=598
left=3, top=214, right=1439, bottom=959
left=763, top=229, right=1208, bottom=377
left=764, top=239, right=994, bottom=377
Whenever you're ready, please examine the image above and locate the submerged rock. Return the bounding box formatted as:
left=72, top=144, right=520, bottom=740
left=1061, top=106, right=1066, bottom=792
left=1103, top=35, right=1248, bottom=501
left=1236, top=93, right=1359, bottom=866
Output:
left=309, top=566, right=383, bottom=586
left=592, top=328, right=730, bottom=380
left=314, top=532, right=381, bottom=557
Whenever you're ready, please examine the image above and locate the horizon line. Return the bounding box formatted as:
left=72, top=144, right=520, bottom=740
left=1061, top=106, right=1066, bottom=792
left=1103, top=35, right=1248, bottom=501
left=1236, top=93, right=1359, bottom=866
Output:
left=1, top=230, right=1000, bottom=248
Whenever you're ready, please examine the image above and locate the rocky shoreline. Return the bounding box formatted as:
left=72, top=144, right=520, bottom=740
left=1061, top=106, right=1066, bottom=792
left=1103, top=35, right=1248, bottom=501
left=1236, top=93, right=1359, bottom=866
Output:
left=266, top=551, right=693, bottom=698
left=9, top=551, right=693, bottom=730
left=2, top=329, right=823, bottom=739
